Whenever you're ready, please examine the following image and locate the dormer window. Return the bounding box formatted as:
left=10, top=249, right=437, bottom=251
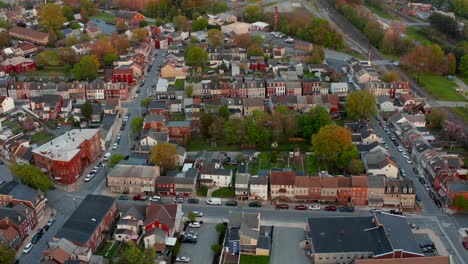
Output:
left=409, top=188, right=413, bottom=193
left=394, top=187, right=398, bottom=193
left=387, top=187, right=391, bottom=193
left=403, top=188, right=407, bottom=193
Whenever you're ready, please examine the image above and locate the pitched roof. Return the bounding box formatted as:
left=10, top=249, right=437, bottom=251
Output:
left=55, top=195, right=116, bottom=245
left=144, top=204, right=179, bottom=230
left=321, top=177, right=338, bottom=188
left=107, top=165, right=159, bottom=179
left=0, top=180, right=42, bottom=205
left=9, top=26, right=48, bottom=41
left=0, top=226, right=18, bottom=242
left=365, top=149, right=396, bottom=170
left=367, top=175, right=385, bottom=188
left=295, top=176, right=321, bottom=188
left=352, top=176, right=368, bottom=188
left=270, top=171, right=296, bottom=186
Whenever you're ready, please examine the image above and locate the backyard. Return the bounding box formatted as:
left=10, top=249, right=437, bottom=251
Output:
left=100, top=241, right=118, bottom=260
left=170, top=79, right=185, bottom=90
left=212, top=187, right=235, bottom=198
left=418, top=73, right=466, bottom=102
left=240, top=255, right=270, bottom=264
left=90, top=11, right=116, bottom=23
left=248, top=152, right=305, bottom=175
left=31, top=132, right=53, bottom=145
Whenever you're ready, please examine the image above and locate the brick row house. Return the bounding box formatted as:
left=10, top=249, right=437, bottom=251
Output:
left=9, top=26, right=49, bottom=45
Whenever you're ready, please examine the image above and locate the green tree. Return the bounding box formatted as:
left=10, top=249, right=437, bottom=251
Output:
left=116, top=21, right=128, bottom=32
left=173, top=15, right=189, bottom=31
left=247, top=43, right=263, bottom=58
left=72, top=55, right=100, bottom=80
left=218, top=105, right=230, bottom=121
left=109, top=154, right=124, bottom=168
left=200, top=112, right=215, bottom=137
left=192, top=17, right=208, bottom=31
left=207, top=29, right=224, bottom=47
left=186, top=45, right=208, bottom=68
left=298, top=106, right=332, bottom=141
left=103, top=53, right=119, bottom=66
left=426, top=108, right=446, bottom=129
left=37, top=50, right=61, bottom=67
left=382, top=70, right=400, bottom=82
left=311, top=125, right=354, bottom=163
left=141, top=98, right=152, bottom=110
left=0, top=244, right=15, bottom=264
left=216, top=223, right=226, bottom=234
left=65, top=35, right=79, bottom=46
left=211, top=244, right=223, bottom=254
left=39, top=3, right=67, bottom=31
left=185, top=85, right=194, bottom=97
left=141, top=248, right=156, bottom=264
left=452, top=0, right=468, bottom=18
left=0, top=31, right=11, bottom=47
left=246, top=116, right=261, bottom=145
left=10, top=162, right=53, bottom=192
left=452, top=195, right=468, bottom=211
left=459, top=54, right=468, bottom=77
left=308, top=45, right=325, bottom=64
left=48, top=28, right=57, bottom=45
left=245, top=5, right=262, bottom=22
left=80, top=100, right=93, bottom=122
left=251, top=35, right=264, bottom=45
left=224, top=118, right=246, bottom=145
left=150, top=143, right=177, bottom=170
left=0, top=19, right=10, bottom=29
left=119, top=241, right=141, bottom=264
left=188, top=212, right=197, bottom=222
left=62, top=5, right=74, bottom=21
left=131, top=117, right=144, bottom=134
left=132, top=28, right=148, bottom=41
left=345, top=90, right=377, bottom=120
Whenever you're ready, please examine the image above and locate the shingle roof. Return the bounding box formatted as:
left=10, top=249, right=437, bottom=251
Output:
left=55, top=195, right=116, bottom=245
left=144, top=204, right=179, bottom=230
left=0, top=181, right=42, bottom=205
left=270, top=171, right=295, bottom=186
left=108, top=165, right=158, bottom=178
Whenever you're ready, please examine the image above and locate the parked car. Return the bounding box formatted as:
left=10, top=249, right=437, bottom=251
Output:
left=294, top=205, right=308, bottom=210
left=397, top=146, right=404, bottom=152
left=176, top=256, right=191, bottom=263
left=192, top=211, right=203, bottom=217
left=133, top=194, right=147, bottom=201
left=118, top=195, right=129, bottom=200
left=149, top=195, right=161, bottom=202
left=31, top=232, right=43, bottom=244
left=248, top=201, right=262, bottom=207
left=47, top=218, right=55, bottom=227
left=389, top=209, right=403, bottom=215
left=419, top=177, right=426, bottom=184
left=124, top=155, right=130, bottom=160
left=188, top=222, right=201, bottom=228
left=424, top=184, right=431, bottom=191
left=324, top=206, right=337, bottom=211
left=309, top=205, right=320, bottom=211
left=84, top=172, right=95, bottom=182
left=181, top=236, right=197, bottom=243
left=416, top=195, right=421, bottom=202
left=339, top=206, right=355, bottom=212
left=413, top=167, right=419, bottom=174
left=112, top=143, right=118, bottom=150
left=23, top=243, right=33, bottom=254
left=225, top=200, right=238, bottom=206
left=400, top=169, right=407, bottom=178
left=187, top=198, right=199, bottom=204
left=174, top=196, right=184, bottom=203
left=275, top=204, right=289, bottom=210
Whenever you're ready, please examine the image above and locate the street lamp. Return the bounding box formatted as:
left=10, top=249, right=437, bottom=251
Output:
left=72, top=196, right=77, bottom=209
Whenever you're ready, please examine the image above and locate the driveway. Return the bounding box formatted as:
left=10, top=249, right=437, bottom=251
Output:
left=270, top=227, right=310, bottom=264
left=178, top=223, right=219, bottom=264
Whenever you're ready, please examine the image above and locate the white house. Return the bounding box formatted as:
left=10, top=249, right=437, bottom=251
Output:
left=140, top=131, right=169, bottom=147
left=376, top=96, right=395, bottom=112
left=249, top=176, right=268, bottom=200
left=364, top=149, right=399, bottom=179
left=0, top=96, right=14, bottom=113
left=235, top=164, right=250, bottom=199
left=251, top=21, right=269, bottom=31
left=156, top=78, right=168, bottom=94
left=200, top=163, right=232, bottom=188
left=114, top=206, right=144, bottom=242
left=330, top=82, right=349, bottom=97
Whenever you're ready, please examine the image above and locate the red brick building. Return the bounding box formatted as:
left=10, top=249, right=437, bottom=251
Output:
left=337, top=177, right=352, bottom=206
left=104, top=82, right=129, bottom=100
left=9, top=26, right=49, bottom=45
left=54, top=195, right=118, bottom=252
left=32, top=129, right=101, bottom=185
left=166, top=121, right=191, bottom=141
left=0, top=203, right=37, bottom=237
left=29, top=94, right=63, bottom=120
left=301, top=78, right=321, bottom=95
left=112, top=68, right=134, bottom=84
left=250, top=56, right=266, bottom=71
left=155, top=176, right=175, bottom=195
left=0, top=56, right=36, bottom=74
left=352, top=176, right=368, bottom=206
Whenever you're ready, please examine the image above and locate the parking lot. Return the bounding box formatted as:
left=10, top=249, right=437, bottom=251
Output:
left=178, top=222, right=219, bottom=264
left=270, top=227, right=310, bottom=264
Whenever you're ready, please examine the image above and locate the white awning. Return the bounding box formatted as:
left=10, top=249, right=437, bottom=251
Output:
left=165, top=237, right=177, bottom=246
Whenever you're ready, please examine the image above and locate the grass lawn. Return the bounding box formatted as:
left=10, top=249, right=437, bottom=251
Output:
left=91, top=11, right=115, bottom=22
left=418, top=73, right=466, bottom=102
left=212, top=187, right=235, bottom=198
left=307, top=154, right=320, bottom=174
left=187, top=136, right=242, bottom=151
left=406, top=27, right=432, bottom=45
left=100, top=241, right=118, bottom=259
left=31, top=132, right=53, bottom=145
left=170, top=79, right=185, bottom=90
left=197, top=185, right=208, bottom=196
left=170, top=112, right=186, bottom=121
left=461, top=76, right=468, bottom=86
left=451, top=107, right=468, bottom=122
left=240, top=255, right=270, bottom=264
left=365, top=2, right=393, bottom=19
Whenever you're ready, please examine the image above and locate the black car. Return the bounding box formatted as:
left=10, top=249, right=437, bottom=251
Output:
left=248, top=201, right=261, bottom=207
left=338, top=206, right=355, bottom=212
left=413, top=168, right=419, bottom=174
left=393, top=141, right=399, bottom=146
left=225, top=200, right=238, bottom=206
left=389, top=209, right=403, bottom=215
left=124, top=155, right=130, bottom=160
left=31, top=232, right=43, bottom=244
left=418, top=177, right=426, bottom=184
left=434, top=199, right=442, bottom=208
left=0, top=160, right=4, bottom=165
left=416, top=194, right=421, bottom=202
left=120, top=126, right=125, bottom=131
left=181, top=236, right=197, bottom=243
left=187, top=198, right=199, bottom=204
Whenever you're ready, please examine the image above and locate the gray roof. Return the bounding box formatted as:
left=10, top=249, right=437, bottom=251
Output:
left=166, top=121, right=190, bottom=127
left=0, top=181, right=42, bottom=205
left=122, top=206, right=144, bottom=221
left=55, top=195, right=116, bottom=245
left=447, top=182, right=468, bottom=192
left=236, top=173, right=250, bottom=185
left=141, top=130, right=169, bottom=142
left=249, top=176, right=268, bottom=185
left=145, top=114, right=166, bottom=123
left=374, top=212, right=423, bottom=255
left=148, top=100, right=167, bottom=110
left=306, top=216, right=393, bottom=255
left=108, top=165, right=158, bottom=178
left=185, top=168, right=199, bottom=178
left=257, top=235, right=271, bottom=250
left=237, top=164, right=247, bottom=174
left=201, top=164, right=231, bottom=176
left=367, top=175, right=385, bottom=188
left=357, top=141, right=381, bottom=152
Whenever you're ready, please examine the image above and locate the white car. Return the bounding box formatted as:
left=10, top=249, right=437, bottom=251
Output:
left=406, top=158, right=412, bottom=164
left=284, top=37, right=294, bottom=43
left=112, top=143, right=118, bottom=150
left=134, top=93, right=139, bottom=98
left=192, top=211, right=203, bottom=217
left=397, top=146, right=404, bottom=152
left=309, top=205, right=320, bottom=211
left=149, top=195, right=161, bottom=202
left=176, top=256, right=191, bottom=263
left=188, top=222, right=201, bottom=228
left=424, top=184, right=430, bottom=191
left=84, top=172, right=95, bottom=182
left=23, top=243, right=33, bottom=254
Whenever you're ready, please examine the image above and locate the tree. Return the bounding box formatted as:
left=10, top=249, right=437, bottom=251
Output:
left=0, top=244, right=15, bottom=264
left=452, top=0, right=468, bottom=18
left=247, top=43, right=263, bottom=58
left=244, top=5, right=262, bottom=22
left=119, top=241, right=141, bottom=264
left=211, top=244, right=223, bottom=255
left=308, top=45, right=325, bottom=64
left=59, top=46, right=78, bottom=65
left=132, top=28, right=148, bottom=41
left=216, top=223, right=227, bottom=234
left=218, top=105, right=230, bottom=120
left=116, top=21, right=128, bottom=32
left=62, top=5, right=74, bottom=21
left=110, top=34, right=130, bottom=54
left=10, top=162, right=53, bottom=192
left=223, top=118, right=246, bottom=145
left=426, top=108, right=446, bottom=129
left=311, top=125, right=354, bottom=163
left=80, top=32, right=92, bottom=42
left=192, top=17, right=208, bottom=31
left=173, top=15, right=190, bottom=31
left=141, top=98, right=152, bottom=109
left=48, top=28, right=57, bottom=45
left=131, top=117, right=144, bottom=134
left=460, top=54, right=468, bottom=77
left=185, top=85, right=194, bottom=98
left=37, top=50, right=62, bottom=67
left=382, top=70, right=400, bottom=82
left=200, top=112, right=215, bottom=137
left=141, top=248, right=156, bottom=264
left=452, top=195, right=468, bottom=211
left=109, top=154, right=124, bottom=168
left=72, top=55, right=100, bottom=80
left=345, top=90, right=377, bottom=120
left=207, top=29, right=224, bottom=47
left=39, top=3, right=67, bottom=31
left=233, top=34, right=252, bottom=49
left=447, top=53, right=457, bottom=75
left=185, top=45, right=208, bottom=68
left=80, top=8, right=89, bottom=23
left=150, top=143, right=177, bottom=170
left=188, top=212, right=197, bottom=222
left=103, top=53, right=119, bottom=66
left=298, top=106, right=332, bottom=141
left=91, top=37, right=118, bottom=64
left=0, top=31, right=10, bottom=47
left=429, top=13, right=459, bottom=38
left=81, top=100, right=93, bottom=122
left=65, top=35, right=79, bottom=46
left=401, top=44, right=447, bottom=75
left=443, top=120, right=465, bottom=141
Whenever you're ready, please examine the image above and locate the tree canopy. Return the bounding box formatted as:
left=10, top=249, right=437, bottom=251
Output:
left=131, top=117, right=144, bottom=134
left=345, top=90, right=377, bottom=120
left=185, top=45, right=208, bottom=68
left=10, top=162, right=53, bottom=192
left=39, top=3, right=67, bottom=31
left=247, top=43, right=263, bottom=58
left=207, top=29, right=224, bottom=47
left=0, top=244, right=15, bottom=264
left=109, top=154, right=124, bottom=168
left=150, top=143, right=177, bottom=170
left=80, top=100, right=93, bottom=122
left=72, top=55, right=100, bottom=81
left=192, top=17, right=208, bottom=31
left=141, top=98, right=152, bottom=109
left=132, top=28, right=148, bottom=41
left=299, top=106, right=332, bottom=141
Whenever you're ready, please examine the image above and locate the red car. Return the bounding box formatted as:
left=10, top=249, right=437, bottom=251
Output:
left=276, top=204, right=289, bottom=209
left=133, top=194, right=147, bottom=201
left=324, top=206, right=337, bottom=211
left=294, top=205, right=307, bottom=210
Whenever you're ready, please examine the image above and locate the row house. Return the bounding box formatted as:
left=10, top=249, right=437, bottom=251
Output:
left=286, top=81, right=302, bottom=96
left=0, top=181, right=46, bottom=221
left=200, top=163, right=233, bottom=188
left=363, top=149, right=399, bottom=179
left=155, top=168, right=198, bottom=196
left=9, top=26, right=49, bottom=45
left=0, top=76, right=16, bottom=97
left=29, top=94, right=63, bottom=120
left=107, top=165, right=160, bottom=194
left=301, top=79, right=322, bottom=95
left=0, top=203, right=37, bottom=237
left=364, top=81, right=410, bottom=98
left=113, top=67, right=134, bottom=84
left=104, top=82, right=129, bottom=100
left=384, top=179, right=416, bottom=208
left=265, top=78, right=286, bottom=97
left=270, top=170, right=296, bottom=201
left=114, top=206, right=144, bottom=243
left=346, top=58, right=379, bottom=84
left=144, top=204, right=182, bottom=251
left=244, top=78, right=265, bottom=98
left=29, top=82, right=58, bottom=98
left=86, top=79, right=105, bottom=100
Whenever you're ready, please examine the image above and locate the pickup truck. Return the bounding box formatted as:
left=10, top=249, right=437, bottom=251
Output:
left=133, top=194, right=147, bottom=201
